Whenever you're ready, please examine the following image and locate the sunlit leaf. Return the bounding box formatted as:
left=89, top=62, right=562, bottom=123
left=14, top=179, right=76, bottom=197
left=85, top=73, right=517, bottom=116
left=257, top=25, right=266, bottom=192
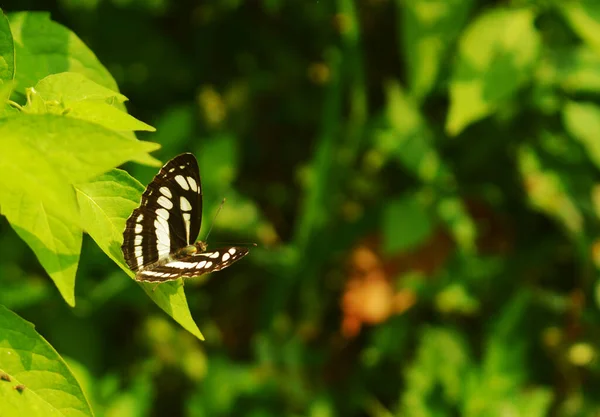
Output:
left=8, top=12, right=118, bottom=94
left=0, top=304, right=93, bottom=417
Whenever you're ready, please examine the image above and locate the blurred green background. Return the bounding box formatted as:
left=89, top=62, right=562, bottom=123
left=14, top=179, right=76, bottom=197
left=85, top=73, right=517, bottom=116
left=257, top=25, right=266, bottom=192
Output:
left=2, top=0, right=600, bottom=416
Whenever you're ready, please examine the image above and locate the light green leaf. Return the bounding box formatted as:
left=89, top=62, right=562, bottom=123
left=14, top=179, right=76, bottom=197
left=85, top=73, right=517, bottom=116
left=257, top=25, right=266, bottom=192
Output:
left=1, top=193, right=81, bottom=306
left=382, top=194, right=433, bottom=254
left=33, top=72, right=126, bottom=103
left=561, top=0, right=600, bottom=55
left=75, top=170, right=204, bottom=340
left=0, top=9, right=15, bottom=84
left=446, top=8, right=540, bottom=135
left=8, top=12, right=118, bottom=94
left=0, top=114, right=159, bottom=304
left=563, top=101, right=600, bottom=170
left=399, top=0, right=474, bottom=101
left=0, top=114, right=160, bottom=198
left=65, top=100, right=155, bottom=132
left=0, top=304, right=94, bottom=417
left=22, top=73, right=154, bottom=132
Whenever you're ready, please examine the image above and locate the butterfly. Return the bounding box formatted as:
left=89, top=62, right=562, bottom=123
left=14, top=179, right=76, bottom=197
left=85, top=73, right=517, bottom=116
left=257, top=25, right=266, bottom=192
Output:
left=121, top=153, right=250, bottom=283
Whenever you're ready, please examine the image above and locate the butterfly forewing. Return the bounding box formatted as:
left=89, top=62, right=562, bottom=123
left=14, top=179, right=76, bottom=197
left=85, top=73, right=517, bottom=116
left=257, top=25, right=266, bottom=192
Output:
left=135, top=246, right=250, bottom=282
left=122, top=153, right=202, bottom=271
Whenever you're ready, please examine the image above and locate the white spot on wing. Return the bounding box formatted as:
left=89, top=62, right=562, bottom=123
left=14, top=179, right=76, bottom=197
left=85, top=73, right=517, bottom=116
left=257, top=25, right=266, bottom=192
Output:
left=155, top=217, right=171, bottom=257
left=137, top=214, right=144, bottom=222
left=228, top=248, right=236, bottom=255
left=169, top=168, right=175, bottom=173
left=175, top=175, right=189, bottom=190
left=156, top=208, right=170, bottom=220
left=209, top=252, right=219, bottom=259
left=158, top=196, right=173, bottom=209
left=187, top=176, right=198, bottom=192
left=135, top=246, right=143, bottom=257
left=222, top=253, right=230, bottom=262
left=197, top=260, right=207, bottom=268
left=159, top=187, right=172, bottom=198
left=134, top=235, right=142, bottom=245
left=135, top=224, right=143, bottom=233
left=183, top=212, right=191, bottom=243
left=180, top=196, right=192, bottom=212
left=166, top=261, right=198, bottom=269
left=205, top=261, right=213, bottom=268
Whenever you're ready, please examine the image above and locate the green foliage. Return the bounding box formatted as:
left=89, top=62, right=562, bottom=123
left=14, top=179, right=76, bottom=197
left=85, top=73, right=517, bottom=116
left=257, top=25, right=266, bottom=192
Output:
left=0, top=304, right=93, bottom=417
left=1, top=1, right=600, bottom=416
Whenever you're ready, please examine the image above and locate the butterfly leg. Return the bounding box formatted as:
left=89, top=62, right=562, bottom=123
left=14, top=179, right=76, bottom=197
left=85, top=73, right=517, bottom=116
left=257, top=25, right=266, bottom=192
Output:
left=152, top=283, right=160, bottom=292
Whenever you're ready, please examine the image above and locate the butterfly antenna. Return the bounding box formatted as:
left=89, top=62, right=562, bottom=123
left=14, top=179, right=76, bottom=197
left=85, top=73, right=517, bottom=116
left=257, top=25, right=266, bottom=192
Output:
left=204, top=198, right=226, bottom=242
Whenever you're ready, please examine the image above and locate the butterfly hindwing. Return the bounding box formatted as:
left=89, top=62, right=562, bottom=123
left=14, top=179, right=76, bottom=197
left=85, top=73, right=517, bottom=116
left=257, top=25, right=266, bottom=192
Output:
left=135, top=247, right=250, bottom=282
left=122, top=153, right=202, bottom=271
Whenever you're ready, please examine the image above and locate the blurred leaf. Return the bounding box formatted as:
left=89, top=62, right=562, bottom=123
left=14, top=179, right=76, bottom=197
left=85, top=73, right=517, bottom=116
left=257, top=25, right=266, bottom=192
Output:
left=8, top=12, right=118, bottom=94
left=548, top=46, right=600, bottom=94
left=561, top=0, right=600, bottom=54
left=0, top=80, right=15, bottom=117
left=399, top=0, right=474, bottom=100
left=563, top=101, right=600, bottom=171
left=23, top=73, right=155, bottom=132
left=75, top=169, right=204, bottom=340
left=0, top=304, right=93, bottom=417
left=0, top=9, right=14, bottom=84
left=399, top=327, right=472, bottom=414
left=518, top=145, right=583, bottom=236
left=383, top=193, right=433, bottom=253
left=446, top=8, right=540, bottom=135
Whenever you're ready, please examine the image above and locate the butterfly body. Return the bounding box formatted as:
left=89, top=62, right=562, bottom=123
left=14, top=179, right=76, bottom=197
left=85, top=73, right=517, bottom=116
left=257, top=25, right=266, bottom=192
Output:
left=121, top=153, right=250, bottom=283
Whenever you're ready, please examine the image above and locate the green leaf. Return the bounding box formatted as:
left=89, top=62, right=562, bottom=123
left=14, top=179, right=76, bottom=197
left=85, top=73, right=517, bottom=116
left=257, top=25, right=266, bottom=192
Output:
left=561, top=0, right=600, bottom=54
left=549, top=46, right=600, bottom=94
left=382, top=194, right=433, bottom=254
left=517, top=145, right=582, bottom=236
left=446, top=8, right=540, bottom=135
left=1, top=193, right=81, bottom=307
left=23, top=73, right=155, bottom=132
left=33, top=72, right=126, bottom=103
left=7, top=12, right=118, bottom=94
left=0, top=114, right=160, bottom=304
left=0, top=9, right=15, bottom=84
left=562, top=101, right=600, bottom=171
left=400, top=327, right=472, bottom=414
left=0, top=114, right=160, bottom=202
left=399, top=0, right=474, bottom=101
left=0, top=304, right=94, bottom=417
left=75, top=169, right=204, bottom=340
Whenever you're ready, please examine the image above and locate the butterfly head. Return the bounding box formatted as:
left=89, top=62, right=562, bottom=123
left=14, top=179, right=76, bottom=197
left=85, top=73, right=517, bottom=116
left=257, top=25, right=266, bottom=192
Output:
left=194, top=241, right=208, bottom=252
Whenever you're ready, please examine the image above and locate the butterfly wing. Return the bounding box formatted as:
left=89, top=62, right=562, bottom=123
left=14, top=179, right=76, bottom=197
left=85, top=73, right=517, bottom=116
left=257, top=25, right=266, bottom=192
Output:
left=122, top=153, right=203, bottom=271
left=135, top=247, right=250, bottom=282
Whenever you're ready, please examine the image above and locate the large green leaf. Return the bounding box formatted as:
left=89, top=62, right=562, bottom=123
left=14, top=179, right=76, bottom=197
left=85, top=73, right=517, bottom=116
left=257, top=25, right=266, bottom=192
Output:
left=8, top=12, right=118, bottom=94
left=23, top=73, right=155, bottom=132
left=0, top=114, right=159, bottom=305
left=0, top=9, right=14, bottom=84
left=75, top=169, right=204, bottom=340
left=0, top=304, right=94, bottom=417
left=399, top=0, right=474, bottom=101
left=446, top=8, right=540, bottom=135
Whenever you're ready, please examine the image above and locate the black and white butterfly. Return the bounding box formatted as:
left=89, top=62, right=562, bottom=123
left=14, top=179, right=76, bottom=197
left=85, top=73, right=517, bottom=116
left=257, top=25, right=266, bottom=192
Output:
left=121, top=153, right=250, bottom=283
